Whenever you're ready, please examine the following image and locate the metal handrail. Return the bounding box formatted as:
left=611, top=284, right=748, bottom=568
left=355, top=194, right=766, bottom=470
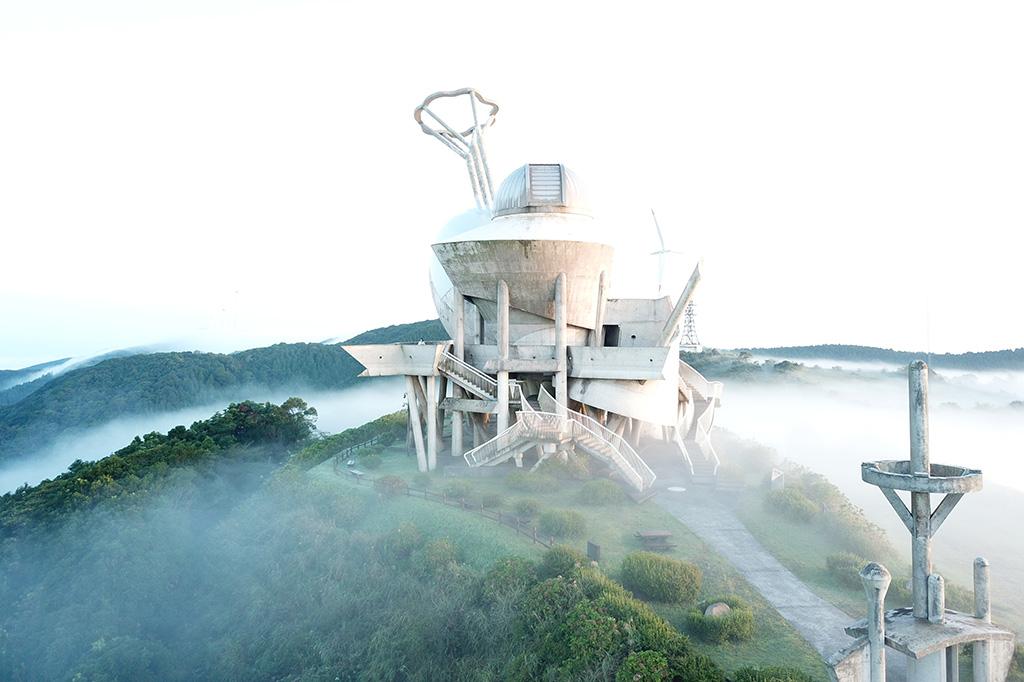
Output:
left=440, top=351, right=497, bottom=390
left=537, top=387, right=656, bottom=490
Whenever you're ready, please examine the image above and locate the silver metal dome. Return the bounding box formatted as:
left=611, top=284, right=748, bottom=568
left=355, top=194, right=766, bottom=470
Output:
left=492, top=164, right=589, bottom=218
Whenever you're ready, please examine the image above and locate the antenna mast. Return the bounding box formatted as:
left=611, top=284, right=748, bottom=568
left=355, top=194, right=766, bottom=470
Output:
left=414, top=88, right=499, bottom=212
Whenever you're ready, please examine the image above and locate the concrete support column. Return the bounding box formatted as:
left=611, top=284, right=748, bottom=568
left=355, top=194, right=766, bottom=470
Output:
left=451, top=291, right=465, bottom=457
left=426, top=375, right=438, bottom=471
left=974, top=557, right=992, bottom=682
left=928, top=574, right=945, bottom=624
left=860, top=562, right=891, bottom=682
left=589, top=270, right=607, bottom=348
left=405, top=375, right=427, bottom=472
left=909, top=360, right=933, bottom=620
left=554, top=273, right=568, bottom=418
left=496, top=280, right=510, bottom=433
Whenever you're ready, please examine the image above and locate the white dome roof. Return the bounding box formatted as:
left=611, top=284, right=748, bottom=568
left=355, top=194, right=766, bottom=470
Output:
left=492, top=163, right=589, bottom=217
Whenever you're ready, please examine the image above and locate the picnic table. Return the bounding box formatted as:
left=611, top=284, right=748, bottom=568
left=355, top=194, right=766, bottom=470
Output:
left=635, top=530, right=677, bottom=552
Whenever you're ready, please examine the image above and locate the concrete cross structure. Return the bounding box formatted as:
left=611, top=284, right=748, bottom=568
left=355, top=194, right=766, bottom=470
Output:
left=829, top=361, right=1016, bottom=682
left=343, top=89, right=723, bottom=494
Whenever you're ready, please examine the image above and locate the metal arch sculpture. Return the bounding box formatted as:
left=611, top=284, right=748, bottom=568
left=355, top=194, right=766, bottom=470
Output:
left=414, top=88, right=499, bottom=212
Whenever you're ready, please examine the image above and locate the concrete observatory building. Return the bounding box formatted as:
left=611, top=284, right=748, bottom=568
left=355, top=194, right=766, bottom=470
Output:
left=344, top=89, right=721, bottom=494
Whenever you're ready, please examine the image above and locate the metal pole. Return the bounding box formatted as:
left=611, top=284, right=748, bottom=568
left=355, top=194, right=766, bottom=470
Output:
left=909, top=360, right=933, bottom=620
left=861, top=562, right=891, bottom=682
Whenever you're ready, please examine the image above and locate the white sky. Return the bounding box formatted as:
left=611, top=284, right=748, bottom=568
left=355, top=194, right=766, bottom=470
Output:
left=2, top=1, right=1022, bottom=369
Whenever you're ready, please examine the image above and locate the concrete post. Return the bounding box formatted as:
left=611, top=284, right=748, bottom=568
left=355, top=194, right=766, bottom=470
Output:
left=974, top=557, right=992, bottom=682
left=451, top=291, right=465, bottom=457
left=426, top=375, right=437, bottom=471
left=554, top=273, right=568, bottom=418
left=860, top=562, right=891, bottom=682
left=909, top=360, right=933, bottom=620
left=928, top=573, right=945, bottom=624
left=589, top=270, right=607, bottom=348
left=405, top=375, right=427, bottom=472
left=496, top=280, right=510, bottom=433
left=659, top=262, right=701, bottom=347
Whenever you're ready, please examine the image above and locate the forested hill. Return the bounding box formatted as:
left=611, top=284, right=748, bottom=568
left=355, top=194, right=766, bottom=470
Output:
left=739, top=344, right=1024, bottom=370
left=0, top=319, right=445, bottom=464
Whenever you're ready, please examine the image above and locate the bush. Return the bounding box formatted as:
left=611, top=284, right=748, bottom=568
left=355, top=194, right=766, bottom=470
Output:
left=375, top=522, right=424, bottom=564
left=620, top=552, right=701, bottom=604
left=764, top=488, right=817, bottom=522
left=481, top=492, right=505, bottom=509
left=361, top=453, right=383, bottom=470
left=538, top=545, right=589, bottom=579
left=443, top=480, right=474, bottom=500
left=616, top=650, right=669, bottom=681
left=826, top=552, right=866, bottom=589
left=538, top=509, right=587, bottom=539
left=374, top=475, right=407, bottom=497
left=578, top=479, right=627, bottom=505
left=513, top=498, right=541, bottom=520
left=685, top=596, right=754, bottom=643
left=418, top=538, right=459, bottom=576
left=506, top=471, right=560, bottom=493
left=478, top=556, right=538, bottom=604
left=733, top=666, right=813, bottom=682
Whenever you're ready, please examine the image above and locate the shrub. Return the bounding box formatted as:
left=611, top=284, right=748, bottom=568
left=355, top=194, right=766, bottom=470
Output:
left=418, top=538, right=459, bottom=576
left=616, top=650, right=669, bottom=682
left=685, top=596, right=754, bottom=643
left=375, top=522, right=424, bottom=564
left=481, top=492, right=505, bottom=509
left=733, top=666, right=813, bottom=682
left=620, top=552, right=701, bottom=604
left=443, top=480, right=474, bottom=500
left=361, top=453, right=383, bottom=470
left=764, top=488, right=817, bottom=522
left=506, top=471, right=560, bottom=493
left=478, top=556, right=538, bottom=604
left=826, top=552, right=866, bottom=589
left=513, top=498, right=541, bottom=520
left=538, top=545, right=589, bottom=579
left=578, top=479, right=627, bottom=505
left=374, top=475, right=407, bottom=497
left=538, top=509, right=586, bottom=538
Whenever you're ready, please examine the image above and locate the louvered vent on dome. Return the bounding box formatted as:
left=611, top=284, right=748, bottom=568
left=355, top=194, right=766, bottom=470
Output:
left=492, top=163, right=589, bottom=217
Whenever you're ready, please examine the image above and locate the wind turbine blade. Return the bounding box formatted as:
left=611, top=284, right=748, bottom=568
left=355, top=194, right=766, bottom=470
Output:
left=650, top=209, right=666, bottom=251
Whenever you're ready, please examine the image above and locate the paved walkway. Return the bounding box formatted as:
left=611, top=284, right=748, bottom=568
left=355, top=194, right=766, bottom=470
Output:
left=655, top=489, right=853, bottom=658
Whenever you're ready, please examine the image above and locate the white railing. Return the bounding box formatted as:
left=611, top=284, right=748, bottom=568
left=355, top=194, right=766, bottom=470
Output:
left=691, top=398, right=720, bottom=475
left=678, top=361, right=714, bottom=401
left=439, top=351, right=498, bottom=398
left=538, top=387, right=656, bottom=491
left=462, top=410, right=561, bottom=467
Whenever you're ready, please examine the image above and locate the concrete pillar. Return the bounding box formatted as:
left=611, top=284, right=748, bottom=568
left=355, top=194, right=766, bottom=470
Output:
left=477, top=307, right=486, bottom=344
left=496, top=280, right=510, bottom=433
left=909, top=360, right=933, bottom=620
left=908, top=653, right=945, bottom=682
left=554, top=273, right=568, bottom=418
left=928, top=573, right=945, bottom=623
left=451, top=290, right=465, bottom=457
left=946, top=646, right=959, bottom=682
left=974, top=557, right=992, bottom=682
left=405, top=375, right=427, bottom=472
left=589, top=270, right=607, bottom=348
left=426, top=375, right=438, bottom=471
left=860, top=562, right=891, bottom=682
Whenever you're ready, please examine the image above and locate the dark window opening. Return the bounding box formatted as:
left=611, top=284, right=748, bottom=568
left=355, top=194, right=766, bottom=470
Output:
left=603, top=325, right=620, bottom=347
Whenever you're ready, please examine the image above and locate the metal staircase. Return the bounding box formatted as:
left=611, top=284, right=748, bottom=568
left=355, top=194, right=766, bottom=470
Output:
left=677, top=362, right=723, bottom=483
left=462, top=388, right=656, bottom=493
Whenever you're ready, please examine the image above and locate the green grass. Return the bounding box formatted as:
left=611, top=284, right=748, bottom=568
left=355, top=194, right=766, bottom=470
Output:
left=728, top=489, right=912, bottom=619
left=314, top=449, right=829, bottom=680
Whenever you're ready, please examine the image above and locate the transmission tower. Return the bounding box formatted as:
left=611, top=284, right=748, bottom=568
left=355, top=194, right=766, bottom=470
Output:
left=680, top=302, right=702, bottom=352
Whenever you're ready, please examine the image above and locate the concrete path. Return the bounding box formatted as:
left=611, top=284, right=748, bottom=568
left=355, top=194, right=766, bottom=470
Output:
left=655, top=489, right=854, bottom=658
